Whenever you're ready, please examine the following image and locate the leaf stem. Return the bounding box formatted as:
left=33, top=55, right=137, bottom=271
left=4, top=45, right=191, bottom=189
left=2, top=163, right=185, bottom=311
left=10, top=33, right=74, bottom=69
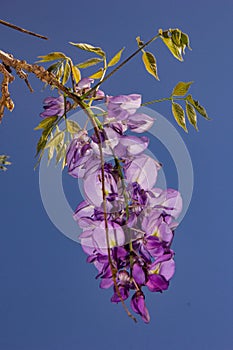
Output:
left=142, top=96, right=187, bottom=106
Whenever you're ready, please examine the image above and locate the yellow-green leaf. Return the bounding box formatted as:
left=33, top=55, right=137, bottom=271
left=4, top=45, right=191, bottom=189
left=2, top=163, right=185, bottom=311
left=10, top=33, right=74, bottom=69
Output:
left=172, top=102, right=187, bottom=132
left=66, top=120, right=80, bottom=134
left=172, top=81, right=193, bottom=96
left=45, top=131, right=64, bottom=149
left=76, top=57, right=103, bottom=69
left=159, top=29, right=183, bottom=61
left=0, top=155, right=11, bottom=171
left=159, top=28, right=191, bottom=61
left=34, top=116, right=58, bottom=130
left=142, top=51, right=159, bottom=80
left=57, top=62, right=64, bottom=80
left=47, top=132, right=55, bottom=164
left=37, top=52, right=67, bottom=62
left=47, top=62, right=60, bottom=73
left=71, top=65, right=81, bottom=84
left=69, top=42, right=105, bottom=57
left=186, top=95, right=210, bottom=120
left=48, top=145, right=55, bottom=163
left=62, top=60, right=71, bottom=85
left=36, top=134, right=47, bottom=156
left=89, top=68, right=104, bottom=79
left=56, top=143, right=67, bottom=165
left=186, top=102, right=198, bottom=130
left=108, top=48, right=125, bottom=67
left=181, top=32, right=192, bottom=53
left=171, top=29, right=182, bottom=47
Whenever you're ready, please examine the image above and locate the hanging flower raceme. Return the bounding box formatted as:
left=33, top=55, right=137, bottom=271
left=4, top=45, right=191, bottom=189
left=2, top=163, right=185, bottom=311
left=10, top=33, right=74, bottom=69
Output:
left=65, top=92, right=183, bottom=323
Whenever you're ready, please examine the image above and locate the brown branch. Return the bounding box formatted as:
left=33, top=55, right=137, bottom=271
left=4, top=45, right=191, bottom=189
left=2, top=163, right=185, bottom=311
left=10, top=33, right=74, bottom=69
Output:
left=0, top=19, right=48, bottom=40
left=15, top=67, right=34, bottom=92
left=0, top=49, right=82, bottom=110
left=0, top=63, right=14, bottom=122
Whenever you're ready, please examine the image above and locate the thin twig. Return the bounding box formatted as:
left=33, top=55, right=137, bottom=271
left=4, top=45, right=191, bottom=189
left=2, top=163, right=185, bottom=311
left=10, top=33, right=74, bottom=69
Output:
left=0, top=19, right=48, bottom=40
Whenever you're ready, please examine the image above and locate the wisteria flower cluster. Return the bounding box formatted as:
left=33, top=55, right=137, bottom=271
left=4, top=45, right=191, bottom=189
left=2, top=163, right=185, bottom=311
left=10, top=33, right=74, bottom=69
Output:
left=0, top=23, right=209, bottom=323
left=65, top=88, right=182, bottom=323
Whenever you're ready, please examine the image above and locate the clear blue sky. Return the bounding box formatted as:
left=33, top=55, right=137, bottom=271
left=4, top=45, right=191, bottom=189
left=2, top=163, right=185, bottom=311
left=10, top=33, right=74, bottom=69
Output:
left=0, top=1, right=232, bottom=349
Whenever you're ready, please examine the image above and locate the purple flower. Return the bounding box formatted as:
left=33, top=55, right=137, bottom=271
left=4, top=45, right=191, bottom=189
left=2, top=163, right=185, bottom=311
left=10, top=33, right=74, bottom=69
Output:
left=114, top=135, right=149, bottom=158
left=40, top=95, right=70, bottom=118
left=65, top=91, right=184, bottom=323
left=146, top=253, right=175, bottom=292
left=132, top=263, right=146, bottom=285
left=83, top=163, right=120, bottom=207
left=124, top=154, right=160, bottom=190
left=142, top=209, right=174, bottom=244
left=143, top=235, right=165, bottom=259
left=91, top=127, right=120, bottom=156
left=127, top=113, right=154, bottom=133
left=146, top=274, right=169, bottom=292
left=148, top=188, right=183, bottom=219
left=131, top=291, right=150, bottom=323
left=75, top=78, right=105, bottom=99
left=76, top=78, right=94, bottom=91
left=111, top=270, right=131, bottom=302
left=127, top=182, right=148, bottom=215
left=106, top=94, right=154, bottom=133
left=92, top=221, right=125, bottom=252
left=107, top=94, right=141, bottom=121
left=66, top=130, right=97, bottom=178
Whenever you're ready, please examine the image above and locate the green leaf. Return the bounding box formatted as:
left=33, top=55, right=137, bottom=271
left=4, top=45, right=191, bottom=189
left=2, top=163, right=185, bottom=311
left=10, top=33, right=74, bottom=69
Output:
left=66, top=120, right=80, bottom=134
left=48, top=145, right=55, bottom=163
left=69, top=42, right=105, bottom=57
left=36, top=133, right=48, bottom=156
left=142, top=51, right=159, bottom=80
left=62, top=60, right=71, bottom=85
left=159, top=29, right=183, bottom=61
left=47, top=132, right=55, bottom=164
left=172, top=81, right=193, bottom=96
left=45, top=131, right=64, bottom=149
left=57, top=62, right=64, bottom=80
left=171, top=29, right=182, bottom=47
left=89, top=68, right=104, bottom=79
left=56, top=143, right=67, bottom=165
left=108, top=48, right=125, bottom=67
left=35, top=124, right=54, bottom=166
left=76, top=57, right=103, bottom=69
left=159, top=28, right=191, bottom=61
left=172, top=102, right=187, bottom=132
left=163, top=37, right=183, bottom=61
left=181, top=32, right=192, bottom=53
left=186, top=102, right=198, bottom=130
left=34, top=116, right=58, bottom=130
left=37, top=52, right=67, bottom=62
left=71, top=65, right=81, bottom=83
left=186, top=95, right=210, bottom=120
left=0, top=155, right=11, bottom=171
left=47, top=62, right=61, bottom=73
